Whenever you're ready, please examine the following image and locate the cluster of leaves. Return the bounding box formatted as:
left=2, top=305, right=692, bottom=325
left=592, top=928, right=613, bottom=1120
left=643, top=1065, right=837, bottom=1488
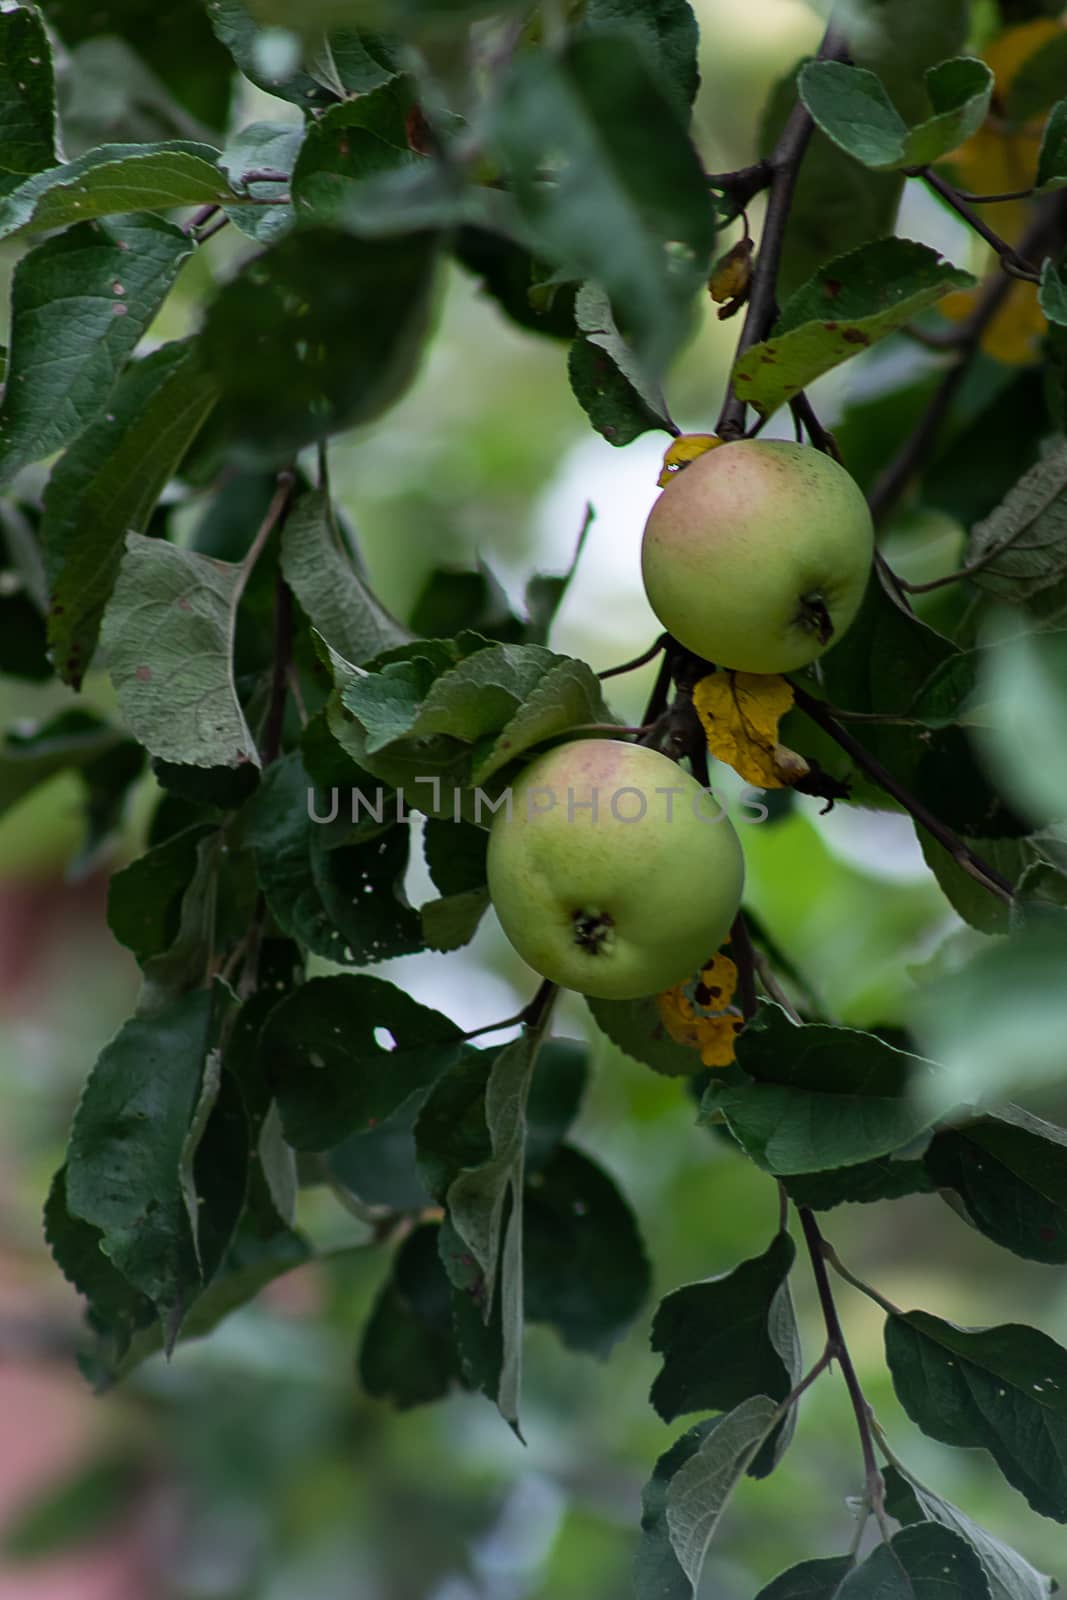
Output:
left=3, top=0, right=1067, bottom=1592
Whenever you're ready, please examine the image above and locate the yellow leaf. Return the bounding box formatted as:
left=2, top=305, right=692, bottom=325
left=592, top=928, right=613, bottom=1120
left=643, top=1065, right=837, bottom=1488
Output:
left=709, top=239, right=753, bottom=304
left=657, top=433, right=723, bottom=488
left=656, top=952, right=743, bottom=1069
left=694, top=671, right=811, bottom=789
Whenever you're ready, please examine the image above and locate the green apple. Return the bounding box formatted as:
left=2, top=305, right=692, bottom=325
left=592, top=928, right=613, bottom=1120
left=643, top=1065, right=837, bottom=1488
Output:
left=486, top=738, right=744, bottom=999
left=641, top=439, right=874, bottom=674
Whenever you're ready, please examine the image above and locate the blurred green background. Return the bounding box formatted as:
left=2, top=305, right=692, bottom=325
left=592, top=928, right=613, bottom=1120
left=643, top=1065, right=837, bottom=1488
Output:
left=2, top=1, right=1065, bottom=1595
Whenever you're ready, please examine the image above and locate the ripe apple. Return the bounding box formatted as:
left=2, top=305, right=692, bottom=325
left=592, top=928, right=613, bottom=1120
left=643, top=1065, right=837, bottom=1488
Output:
left=486, top=738, right=744, bottom=1000
left=641, top=439, right=874, bottom=674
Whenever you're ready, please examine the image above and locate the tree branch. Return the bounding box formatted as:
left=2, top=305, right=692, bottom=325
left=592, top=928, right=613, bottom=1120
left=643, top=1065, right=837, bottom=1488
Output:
left=798, top=1208, right=892, bottom=1542
left=716, top=24, right=849, bottom=439
left=791, top=682, right=1014, bottom=904
left=920, top=168, right=1041, bottom=281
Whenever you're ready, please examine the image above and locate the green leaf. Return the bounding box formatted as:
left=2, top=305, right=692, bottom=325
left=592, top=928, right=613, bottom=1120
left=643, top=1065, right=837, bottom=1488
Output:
left=838, top=1524, right=989, bottom=1598
left=975, top=628, right=1067, bottom=824
left=359, top=1223, right=464, bottom=1408
left=965, top=444, right=1067, bottom=606
left=733, top=238, right=974, bottom=420
left=420, top=814, right=491, bottom=949
left=884, top=1462, right=1056, bottom=1600
left=753, top=1559, right=857, bottom=1599
left=0, top=1452, right=140, bottom=1563
left=342, top=639, right=613, bottom=789
left=101, top=533, right=260, bottom=769
left=443, top=1030, right=541, bottom=1428
left=650, top=1231, right=799, bottom=1477
left=524, top=1144, right=649, bottom=1357
left=220, top=120, right=301, bottom=242
left=1006, top=32, right=1067, bottom=124
left=1037, top=101, right=1067, bottom=192
left=569, top=281, right=673, bottom=446
left=0, top=215, right=194, bottom=486
left=911, top=919, right=1067, bottom=1114
left=489, top=34, right=715, bottom=374
left=886, top=1309, right=1067, bottom=1521
left=665, top=1395, right=782, bottom=1593
left=43, top=340, right=218, bottom=686
left=289, top=77, right=419, bottom=226
left=1039, top=256, right=1067, bottom=327
left=587, top=989, right=712, bottom=1077
left=0, top=709, right=122, bottom=819
left=245, top=749, right=422, bottom=963
left=799, top=58, right=993, bottom=171
left=453, top=226, right=578, bottom=341
left=580, top=0, right=699, bottom=122
left=633, top=1417, right=717, bottom=1600
left=0, top=141, right=229, bottom=240
left=207, top=0, right=396, bottom=109
left=262, top=973, right=463, bottom=1150
left=107, top=822, right=216, bottom=961
left=65, top=985, right=232, bottom=1331
left=44, top=1165, right=155, bottom=1361
left=0, top=2, right=59, bottom=177
left=202, top=226, right=439, bottom=466
left=702, top=1004, right=943, bottom=1175
left=280, top=488, right=409, bottom=661
left=925, top=1106, right=1067, bottom=1264
left=782, top=1152, right=934, bottom=1211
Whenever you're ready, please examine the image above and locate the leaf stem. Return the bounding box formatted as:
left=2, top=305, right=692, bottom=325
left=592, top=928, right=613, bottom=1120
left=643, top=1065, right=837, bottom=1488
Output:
left=822, top=1241, right=903, bottom=1317
left=597, top=634, right=669, bottom=680
left=729, top=912, right=759, bottom=1021
left=790, top=681, right=1014, bottom=904
left=919, top=167, right=1042, bottom=280
left=716, top=22, right=849, bottom=438
left=798, top=1207, right=893, bottom=1543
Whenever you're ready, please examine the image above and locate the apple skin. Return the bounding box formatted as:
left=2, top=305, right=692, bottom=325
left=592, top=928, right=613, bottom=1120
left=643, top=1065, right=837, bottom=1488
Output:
left=486, top=738, right=744, bottom=1000
left=641, top=439, right=874, bottom=674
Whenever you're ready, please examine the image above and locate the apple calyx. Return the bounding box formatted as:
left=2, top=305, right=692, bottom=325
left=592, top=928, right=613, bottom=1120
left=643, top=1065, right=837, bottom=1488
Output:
left=572, top=909, right=615, bottom=956
left=794, top=592, right=834, bottom=645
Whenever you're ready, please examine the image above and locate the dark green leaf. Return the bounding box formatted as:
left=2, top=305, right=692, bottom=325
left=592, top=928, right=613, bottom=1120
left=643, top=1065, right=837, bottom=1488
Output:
left=289, top=77, right=419, bottom=226
left=107, top=823, right=216, bottom=961
left=359, top=1223, right=463, bottom=1407
left=0, top=215, right=193, bottom=485
left=0, top=709, right=122, bottom=819
left=65, top=985, right=232, bottom=1330
left=453, top=226, right=578, bottom=340
left=886, top=1309, right=1067, bottom=1521
left=43, top=340, right=218, bottom=686
left=328, top=1092, right=433, bottom=1211
left=884, top=1462, right=1055, bottom=1600
left=220, top=120, right=300, bottom=242
left=202, top=226, right=439, bottom=467
left=410, top=560, right=524, bottom=644
left=1037, top=100, right=1067, bottom=191
left=799, top=58, right=992, bottom=171
left=44, top=1166, right=155, bottom=1354
left=580, top=0, right=699, bottom=121
left=0, top=3, right=58, bottom=176
left=665, top=1396, right=782, bottom=1591
left=207, top=0, right=396, bottom=109
left=568, top=276, right=675, bottom=445
left=702, top=1004, right=943, bottom=1175
left=783, top=1153, right=934, bottom=1211
left=587, top=989, right=715, bottom=1077
left=1006, top=32, right=1067, bottom=123
left=965, top=444, right=1067, bottom=605
left=1039, top=257, right=1067, bottom=328
left=524, top=1144, right=649, bottom=1355
left=0, top=141, right=229, bottom=240
left=633, top=1417, right=718, bottom=1600
left=925, top=1106, right=1067, bottom=1264
left=838, top=1524, right=989, bottom=1598
left=263, top=973, right=463, bottom=1150
left=280, top=487, right=409, bottom=661
left=0, top=590, right=49, bottom=680
left=754, top=1558, right=857, bottom=1599
left=245, top=750, right=422, bottom=964
left=650, top=1230, right=799, bottom=1476
left=489, top=34, right=714, bottom=373
left=734, top=239, right=974, bottom=420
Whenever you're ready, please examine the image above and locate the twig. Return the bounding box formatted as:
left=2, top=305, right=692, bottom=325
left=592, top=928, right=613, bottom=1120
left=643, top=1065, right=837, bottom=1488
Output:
left=234, top=471, right=296, bottom=602
left=753, top=946, right=803, bottom=1022
left=920, top=168, right=1041, bottom=280
left=196, top=214, right=230, bottom=244
left=789, top=391, right=841, bottom=459
left=597, top=634, right=668, bottom=680
left=706, top=158, right=774, bottom=211
left=798, top=1208, right=893, bottom=1544
left=958, top=185, right=1035, bottom=204
left=716, top=23, right=848, bottom=439
left=239, top=168, right=292, bottom=186
left=637, top=640, right=677, bottom=732
left=184, top=202, right=220, bottom=235
left=729, top=912, right=758, bottom=1021
left=791, top=682, right=1014, bottom=904
left=822, top=1242, right=903, bottom=1317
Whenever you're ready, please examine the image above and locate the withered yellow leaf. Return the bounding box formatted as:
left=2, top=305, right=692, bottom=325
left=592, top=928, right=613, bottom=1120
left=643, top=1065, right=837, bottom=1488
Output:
left=658, top=433, right=723, bottom=488
left=694, top=671, right=811, bottom=789
left=656, top=952, right=743, bottom=1069
left=709, top=239, right=753, bottom=305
